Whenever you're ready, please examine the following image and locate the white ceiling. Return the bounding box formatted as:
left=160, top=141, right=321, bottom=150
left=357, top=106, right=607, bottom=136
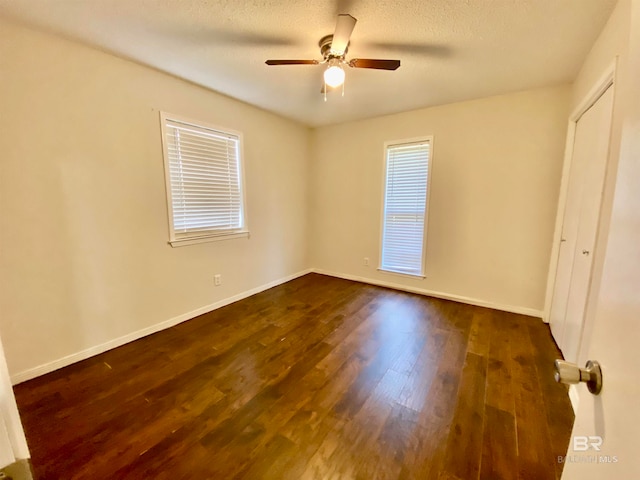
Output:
left=0, top=0, right=616, bottom=127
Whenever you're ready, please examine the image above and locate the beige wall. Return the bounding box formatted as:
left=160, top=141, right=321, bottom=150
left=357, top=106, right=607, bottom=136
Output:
left=0, top=19, right=311, bottom=380
left=570, top=0, right=630, bottom=112
left=310, top=86, right=570, bottom=314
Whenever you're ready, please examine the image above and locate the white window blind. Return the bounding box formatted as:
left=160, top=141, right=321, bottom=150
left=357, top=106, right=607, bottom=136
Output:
left=161, top=114, right=246, bottom=245
left=380, top=140, right=431, bottom=276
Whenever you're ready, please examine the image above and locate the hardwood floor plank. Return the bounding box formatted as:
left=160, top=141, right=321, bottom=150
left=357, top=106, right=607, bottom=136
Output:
left=314, top=368, right=407, bottom=479
left=467, top=307, right=493, bottom=357
left=440, top=352, right=488, bottom=480
left=485, top=311, right=516, bottom=414
left=373, top=402, right=421, bottom=479
left=400, top=329, right=471, bottom=479
left=396, top=328, right=449, bottom=412
left=110, top=398, right=232, bottom=479
left=12, top=274, right=573, bottom=479
left=235, top=434, right=298, bottom=480
left=508, top=315, right=558, bottom=480
left=480, top=405, right=518, bottom=480
left=527, top=321, right=575, bottom=479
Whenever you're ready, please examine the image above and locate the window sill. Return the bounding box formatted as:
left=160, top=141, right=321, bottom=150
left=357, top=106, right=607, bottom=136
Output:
left=169, top=231, right=249, bottom=247
left=377, top=268, right=426, bottom=280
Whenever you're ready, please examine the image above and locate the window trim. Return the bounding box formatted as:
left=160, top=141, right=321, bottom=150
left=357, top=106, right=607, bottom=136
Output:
left=378, top=136, right=434, bottom=278
left=159, top=112, right=249, bottom=247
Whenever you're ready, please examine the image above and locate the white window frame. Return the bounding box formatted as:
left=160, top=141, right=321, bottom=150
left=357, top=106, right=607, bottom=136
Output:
left=160, top=112, right=249, bottom=247
left=378, top=136, right=434, bottom=278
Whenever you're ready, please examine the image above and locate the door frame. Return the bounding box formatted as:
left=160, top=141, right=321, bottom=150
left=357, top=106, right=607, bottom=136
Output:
left=544, top=63, right=618, bottom=412
left=0, top=337, right=30, bottom=467
left=543, top=60, right=618, bottom=329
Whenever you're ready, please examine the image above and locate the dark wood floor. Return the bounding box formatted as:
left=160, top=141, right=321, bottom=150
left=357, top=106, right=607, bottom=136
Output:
left=14, top=274, right=574, bottom=480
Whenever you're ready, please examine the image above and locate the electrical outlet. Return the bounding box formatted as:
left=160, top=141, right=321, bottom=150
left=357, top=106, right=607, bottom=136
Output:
left=214, top=274, right=222, bottom=286
left=364, top=257, right=370, bottom=266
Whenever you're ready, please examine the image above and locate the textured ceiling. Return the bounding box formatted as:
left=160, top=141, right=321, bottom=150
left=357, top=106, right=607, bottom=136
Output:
left=0, top=0, right=617, bottom=126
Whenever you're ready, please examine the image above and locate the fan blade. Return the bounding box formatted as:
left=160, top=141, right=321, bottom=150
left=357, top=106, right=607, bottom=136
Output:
left=266, top=60, right=319, bottom=65
left=348, top=59, right=401, bottom=70
left=331, top=14, right=357, bottom=55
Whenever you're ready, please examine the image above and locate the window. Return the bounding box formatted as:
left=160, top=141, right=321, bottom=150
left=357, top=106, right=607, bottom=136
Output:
left=160, top=113, right=248, bottom=246
left=380, top=138, right=432, bottom=277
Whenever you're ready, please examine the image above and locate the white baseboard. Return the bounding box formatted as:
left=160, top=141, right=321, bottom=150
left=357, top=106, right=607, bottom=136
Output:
left=11, top=268, right=312, bottom=385
left=12, top=266, right=542, bottom=384
left=311, top=268, right=543, bottom=318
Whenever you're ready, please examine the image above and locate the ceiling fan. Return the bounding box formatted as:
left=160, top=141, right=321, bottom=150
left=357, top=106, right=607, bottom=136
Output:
left=265, top=14, right=401, bottom=95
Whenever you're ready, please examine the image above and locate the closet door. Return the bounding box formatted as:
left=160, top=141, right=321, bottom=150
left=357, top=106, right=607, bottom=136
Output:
left=549, top=85, right=614, bottom=361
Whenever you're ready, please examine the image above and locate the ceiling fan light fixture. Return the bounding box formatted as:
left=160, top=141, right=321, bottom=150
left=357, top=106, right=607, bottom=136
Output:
left=324, top=61, right=345, bottom=88
left=265, top=13, right=402, bottom=98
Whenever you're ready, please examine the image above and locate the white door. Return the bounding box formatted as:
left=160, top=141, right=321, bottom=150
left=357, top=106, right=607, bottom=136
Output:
left=0, top=336, right=30, bottom=469
left=0, top=414, right=14, bottom=469
left=562, top=9, right=640, bottom=476
left=561, top=81, right=640, bottom=480
left=549, top=85, right=614, bottom=363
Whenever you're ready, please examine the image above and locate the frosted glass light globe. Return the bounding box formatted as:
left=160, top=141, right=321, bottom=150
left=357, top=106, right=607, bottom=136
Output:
left=324, top=65, right=345, bottom=88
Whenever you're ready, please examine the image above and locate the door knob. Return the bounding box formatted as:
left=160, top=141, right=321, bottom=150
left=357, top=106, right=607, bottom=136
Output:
left=554, top=359, right=602, bottom=394
left=583, top=250, right=590, bottom=255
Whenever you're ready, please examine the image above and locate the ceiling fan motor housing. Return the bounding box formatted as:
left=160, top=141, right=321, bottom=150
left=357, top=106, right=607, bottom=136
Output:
left=319, top=35, right=348, bottom=59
